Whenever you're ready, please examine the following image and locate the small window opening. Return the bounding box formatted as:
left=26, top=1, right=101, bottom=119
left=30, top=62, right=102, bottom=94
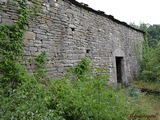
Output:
left=86, top=49, right=90, bottom=53
left=71, top=28, right=75, bottom=31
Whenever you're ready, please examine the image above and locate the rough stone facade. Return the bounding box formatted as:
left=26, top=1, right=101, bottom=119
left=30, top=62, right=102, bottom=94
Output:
left=0, top=0, right=144, bottom=84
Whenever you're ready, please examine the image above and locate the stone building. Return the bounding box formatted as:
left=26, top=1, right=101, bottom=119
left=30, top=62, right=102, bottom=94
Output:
left=0, top=0, right=144, bottom=84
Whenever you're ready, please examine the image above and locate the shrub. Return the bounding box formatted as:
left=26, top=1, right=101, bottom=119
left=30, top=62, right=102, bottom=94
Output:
left=127, top=86, right=141, bottom=98
left=140, top=43, right=160, bottom=81
left=48, top=58, right=132, bottom=119
left=0, top=75, right=59, bottom=120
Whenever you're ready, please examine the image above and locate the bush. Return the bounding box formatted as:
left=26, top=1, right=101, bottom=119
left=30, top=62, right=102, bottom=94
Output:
left=127, top=86, right=141, bottom=98
left=0, top=75, right=61, bottom=120
left=48, top=58, right=132, bottom=119
left=140, top=43, right=160, bottom=81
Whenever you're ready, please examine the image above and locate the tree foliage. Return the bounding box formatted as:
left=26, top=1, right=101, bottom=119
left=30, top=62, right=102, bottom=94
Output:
left=140, top=24, right=160, bottom=48
left=140, top=43, right=160, bottom=81
left=130, top=23, right=160, bottom=48
left=130, top=23, right=160, bottom=81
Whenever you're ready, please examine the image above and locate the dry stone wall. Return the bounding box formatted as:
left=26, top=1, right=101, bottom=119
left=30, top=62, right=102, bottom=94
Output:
left=0, top=0, right=144, bottom=84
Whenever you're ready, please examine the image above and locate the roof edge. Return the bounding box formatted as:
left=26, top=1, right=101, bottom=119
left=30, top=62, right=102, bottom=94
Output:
left=67, top=0, right=145, bottom=34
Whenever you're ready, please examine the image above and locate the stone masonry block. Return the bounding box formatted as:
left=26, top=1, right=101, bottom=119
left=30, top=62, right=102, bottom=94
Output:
left=23, top=31, right=36, bottom=40
left=2, top=18, right=14, bottom=25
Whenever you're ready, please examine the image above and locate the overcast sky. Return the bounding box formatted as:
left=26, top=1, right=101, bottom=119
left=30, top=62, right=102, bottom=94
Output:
left=77, top=0, right=160, bottom=25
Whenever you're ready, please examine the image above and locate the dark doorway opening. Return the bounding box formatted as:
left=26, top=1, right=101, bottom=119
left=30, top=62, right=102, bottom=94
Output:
left=116, top=57, right=123, bottom=83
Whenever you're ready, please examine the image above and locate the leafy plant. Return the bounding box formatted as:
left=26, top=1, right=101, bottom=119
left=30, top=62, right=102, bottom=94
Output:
left=0, top=0, right=29, bottom=94
left=0, top=75, right=64, bottom=120
left=127, top=86, right=141, bottom=98
left=34, top=52, right=49, bottom=84
left=139, top=42, right=160, bottom=82
left=0, top=0, right=42, bottom=94
left=48, top=58, right=132, bottom=120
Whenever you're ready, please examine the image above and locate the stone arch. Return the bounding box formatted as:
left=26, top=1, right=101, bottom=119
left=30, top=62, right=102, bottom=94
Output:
left=113, top=48, right=125, bottom=57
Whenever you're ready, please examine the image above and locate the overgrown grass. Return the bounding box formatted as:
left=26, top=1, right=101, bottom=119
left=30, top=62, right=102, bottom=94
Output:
left=126, top=80, right=160, bottom=120
left=128, top=93, right=160, bottom=120
left=142, top=94, right=160, bottom=116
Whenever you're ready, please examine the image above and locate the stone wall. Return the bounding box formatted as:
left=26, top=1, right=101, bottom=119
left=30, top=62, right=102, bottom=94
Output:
left=0, top=0, right=144, bottom=84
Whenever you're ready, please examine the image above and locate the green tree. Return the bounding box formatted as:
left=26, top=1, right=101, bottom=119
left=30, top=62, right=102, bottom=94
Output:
left=130, top=23, right=160, bottom=81
left=130, top=22, right=160, bottom=47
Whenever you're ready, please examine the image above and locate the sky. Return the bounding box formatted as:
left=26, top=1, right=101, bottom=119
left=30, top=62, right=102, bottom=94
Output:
left=77, top=0, right=160, bottom=25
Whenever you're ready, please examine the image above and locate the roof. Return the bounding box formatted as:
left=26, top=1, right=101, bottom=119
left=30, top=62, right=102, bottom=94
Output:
left=67, top=0, right=144, bottom=34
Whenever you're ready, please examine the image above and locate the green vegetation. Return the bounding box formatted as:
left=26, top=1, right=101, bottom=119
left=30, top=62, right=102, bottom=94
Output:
left=0, top=0, right=29, bottom=95
left=34, top=52, right=49, bottom=84
left=49, top=58, right=130, bottom=120
left=130, top=23, right=160, bottom=48
left=135, top=24, right=160, bottom=82
left=142, top=24, right=160, bottom=48
left=0, top=0, right=41, bottom=93
left=130, top=23, right=160, bottom=82
left=1, top=56, right=156, bottom=119
left=139, top=43, right=160, bottom=82
left=128, top=92, right=160, bottom=119
left=130, top=23, right=160, bottom=119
